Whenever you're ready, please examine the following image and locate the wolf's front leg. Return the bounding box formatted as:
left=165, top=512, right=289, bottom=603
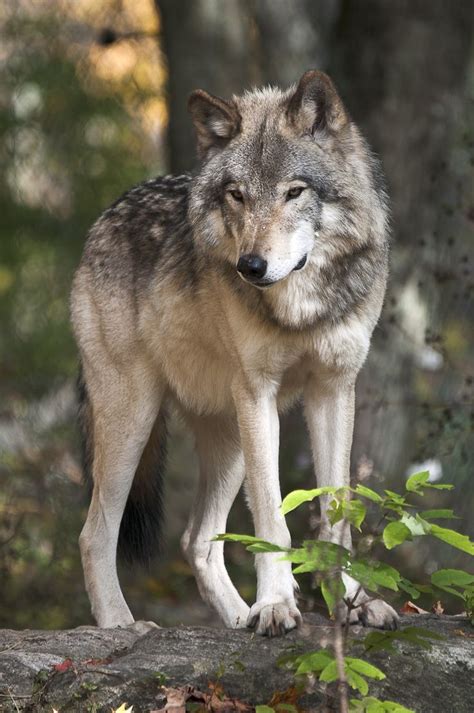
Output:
left=304, top=376, right=399, bottom=630
left=232, top=379, right=301, bottom=636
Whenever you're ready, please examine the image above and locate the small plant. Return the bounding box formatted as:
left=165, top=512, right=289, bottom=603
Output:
left=216, top=471, right=474, bottom=712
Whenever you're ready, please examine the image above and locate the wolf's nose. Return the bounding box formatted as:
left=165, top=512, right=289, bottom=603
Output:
left=237, top=254, right=267, bottom=280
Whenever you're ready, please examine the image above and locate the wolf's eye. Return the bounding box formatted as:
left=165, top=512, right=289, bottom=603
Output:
left=228, top=189, right=244, bottom=202
left=286, top=186, right=305, bottom=201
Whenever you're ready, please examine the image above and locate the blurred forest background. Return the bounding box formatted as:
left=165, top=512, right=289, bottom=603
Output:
left=0, top=0, right=472, bottom=630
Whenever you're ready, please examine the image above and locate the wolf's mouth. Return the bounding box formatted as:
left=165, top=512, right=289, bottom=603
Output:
left=293, top=254, right=307, bottom=271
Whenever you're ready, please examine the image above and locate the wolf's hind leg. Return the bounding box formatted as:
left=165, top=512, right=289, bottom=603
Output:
left=79, top=361, right=163, bottom=628
left=181, top=414, right=250, bottom=629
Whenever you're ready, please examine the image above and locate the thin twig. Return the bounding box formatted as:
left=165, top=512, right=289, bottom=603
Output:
left=3, top=688, right=21, bottom=712
left=334, top=612, right=349, bottom=713
left=334, top=516, right=350, bottom=713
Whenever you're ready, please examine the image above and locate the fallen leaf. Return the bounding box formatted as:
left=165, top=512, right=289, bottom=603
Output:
left=268, top=686, right=301, bottom=711
left=81, top=656, right=113, bottom=666
left=153, top=683, right=253, bottom=712
left=453, top=629, right=474, bottom=638
left=52, top=658, right=74, bottom=673
left=112, top=705, right=133, bottom=713
left=401, top=601, right=429, bottom=614
left=432, top=600, right=444, bottom=615
left=154, top=686, right=189, bottom=713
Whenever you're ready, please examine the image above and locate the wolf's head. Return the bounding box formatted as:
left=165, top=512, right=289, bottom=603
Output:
left=188, top=71, right=387, bottom=289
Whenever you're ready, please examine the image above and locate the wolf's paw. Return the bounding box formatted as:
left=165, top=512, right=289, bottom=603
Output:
left=247, top=600, right=302, bottom=637
left=346, top=599, right=399, bottom=630
left=229, top=604, right=251, bottom=629
left=127, top=619, right=161, bottom=635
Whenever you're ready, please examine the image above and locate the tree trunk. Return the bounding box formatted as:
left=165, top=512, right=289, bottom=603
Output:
left=330, top=0, right=474, bottom=480
left=157, top=0, right=258, bottom=173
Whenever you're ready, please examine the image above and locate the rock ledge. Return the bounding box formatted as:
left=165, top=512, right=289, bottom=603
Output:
left=0, top=614, right=472, bottom=712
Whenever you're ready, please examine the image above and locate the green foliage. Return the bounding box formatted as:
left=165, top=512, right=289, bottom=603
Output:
left=348, top=559, right=401, bottom=593
left=431, top=568, right=474, bottom=589
left=349, top=698, right=414, bottom=712
left=321, top=576, right=345, bottom=615
left=214, top=533, right=286, bottom=554
left=328, top=497, right=367, bottom=531
left=382, top=522, right=412, bottom=549
left=226, top=473, right=473, bottom=711
left=290, top=649, right=386, bottom=697
left=428, top=523, right=474, bottom=555
left=353, top=485, right=383, bottom=503
left=431, top=569, right=474, bottom=620
left=420, top=509, right=458, bottom=520
left=280, top=487, right=339, bottom=515
left=293, top=649, right=333, bottom=675
left=363, top=627, right=444, bottom=654
left=405, top=471, right=453, bottom=493
left=464, top=587, right=474, bottom=625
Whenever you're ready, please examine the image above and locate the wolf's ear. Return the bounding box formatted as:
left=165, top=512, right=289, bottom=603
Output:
left=188, top=89, right=241, bottom=158
left=287, top=70, right=348, bottom=135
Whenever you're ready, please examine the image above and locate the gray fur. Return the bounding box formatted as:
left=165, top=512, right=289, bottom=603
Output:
left=71, top=71, right=397, bottom=635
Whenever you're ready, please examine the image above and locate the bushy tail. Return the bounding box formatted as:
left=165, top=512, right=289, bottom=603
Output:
left=77, top=365, right=167, bottom=566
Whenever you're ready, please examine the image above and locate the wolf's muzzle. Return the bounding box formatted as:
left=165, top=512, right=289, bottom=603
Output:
left=237, top=254, right=268, bottom=282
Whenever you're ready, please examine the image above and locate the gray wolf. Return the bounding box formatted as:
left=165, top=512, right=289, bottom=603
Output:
left=71, top=70, right=398, bottom=636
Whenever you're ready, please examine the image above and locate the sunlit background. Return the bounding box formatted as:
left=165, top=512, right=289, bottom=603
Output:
left=0, top=0, right=473, bottom=629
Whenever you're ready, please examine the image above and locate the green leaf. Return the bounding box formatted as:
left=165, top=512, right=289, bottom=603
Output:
left=295, top=650, right=333, bottom=675
left=321, top=576, right=345, bottom=615
left=383, top=521, right=411, bottom=549
left=405, top=470, right=430, bottom=492
left=346, top=668, right=369, bottom=695
left=400, top=513, right=429, bottom=537
left=345, top=658, right=386, bottom=680
left=328, top=499, right=344, bottom=527
left=347, top=499, right=367, bottom=530
left=363, top=627, right=444, bottom=654
left=285, top=541, right=350, bottom=569
left=431, top=584, right=466, bottom=599
left=292, top=561, right=321, bottom=575
left=349, top=559, right=400, bottom=593
left=328, top=498, right=367, bottom=531
left=350, top=699, right=415, bottom=713
left=246, top=542, right=287, bottom=554
left=213, top=534, right=286, bottom=553
left=431, top=569, right=474, bottom=587
left=280, top=486, right=340, bottom=515
left=363, top=631, right=398, bottom=654
left=429, top=524, right=474, bottom=555
left=420, top=509, right=458, bottom=520
left=405, top=470, right=453, bottom=493
left=353, top=484, right=383, bottom=503
left=319, top=660, right=338, bottom=683
left=398, top=578, right=421, bottom=600
left=255, top=707, right=275, bottom=713
left=289, top=542, right=350, bottom=574
left=384, top=490, right=407, bottom=504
